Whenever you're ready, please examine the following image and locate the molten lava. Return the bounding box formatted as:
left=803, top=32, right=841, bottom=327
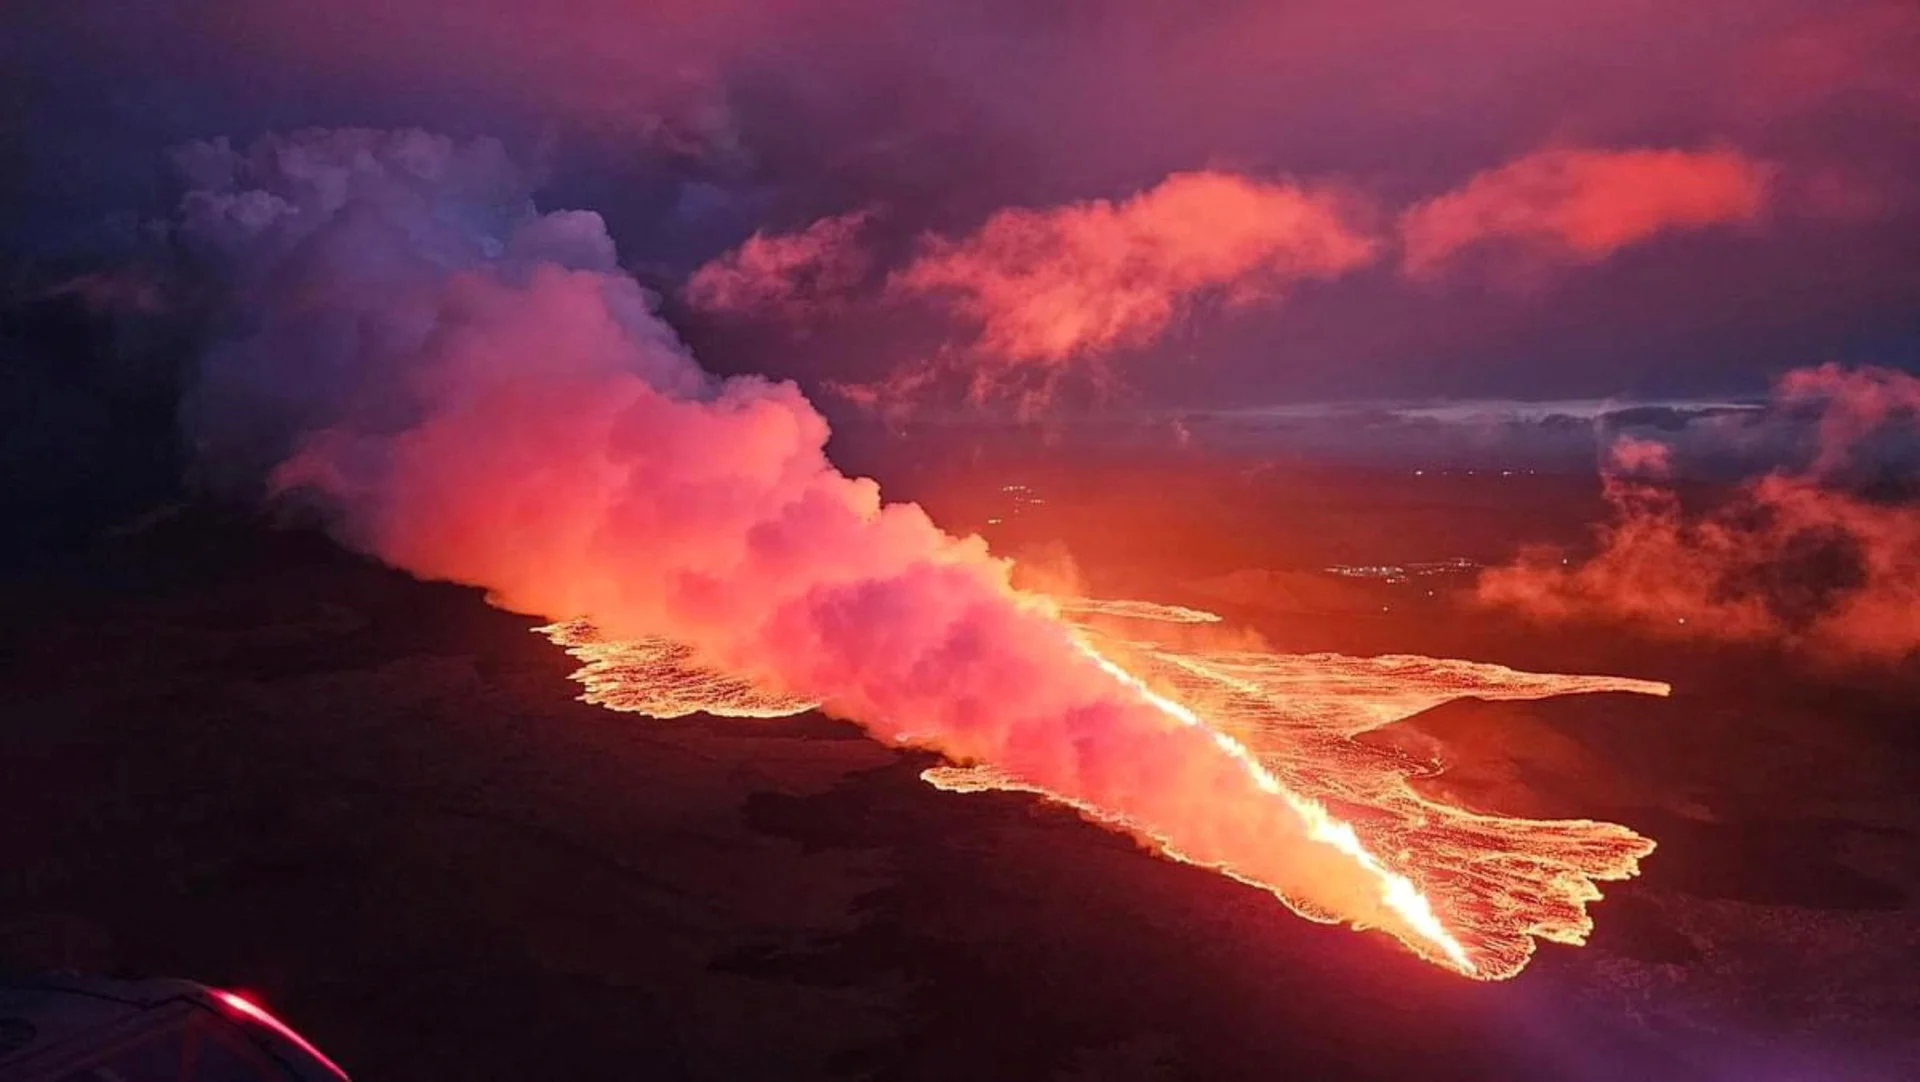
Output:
left=543, top=621, right=816, bottom=718
left=542, top=600, right=1665, bottom=980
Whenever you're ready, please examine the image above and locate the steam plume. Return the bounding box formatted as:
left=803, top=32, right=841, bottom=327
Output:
left=173, top=130, right=1446, bottom=952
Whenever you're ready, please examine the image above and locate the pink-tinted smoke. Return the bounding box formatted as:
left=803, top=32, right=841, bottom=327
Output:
left=889, top=171, right=1377, bottom=403
left=179, top=129, right=1446, bottom=950
left=1401, top=146, right=1773, bottom=279
left=1477, top=365, right=1920, bottom=664
left=683, top=210, right=875, bottom=319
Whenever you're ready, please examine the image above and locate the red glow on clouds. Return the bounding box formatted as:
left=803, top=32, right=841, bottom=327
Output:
left=1780, top=363, right=1920, bottom=476
left=22, top=0, right=1917, bottom=414
left=1605, top=434, right=1674, bottom=477
left=691, top=146, right=1805, bottom=412
left=1400, top=147, right=1772, bottom=279
left=1479, top=365, right=1920, bottom=664
left=891, top=171, right=1376, bottom=400
left=1739, top=1, right=1920, bottom=117
left=684, top=210, right=875, bottom=319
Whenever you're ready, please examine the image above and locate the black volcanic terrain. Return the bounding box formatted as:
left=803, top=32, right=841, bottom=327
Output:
left=3, top=486, right=1918, bottom=1080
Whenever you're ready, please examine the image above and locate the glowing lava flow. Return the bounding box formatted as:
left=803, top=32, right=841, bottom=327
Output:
left=1069, top=636, right=1474, bottom=973
left=542, top=620, right=815, bottom=718
left=540, top=601, right=1667, bottom=980
left=1055, top=597, right=1224, bottom=624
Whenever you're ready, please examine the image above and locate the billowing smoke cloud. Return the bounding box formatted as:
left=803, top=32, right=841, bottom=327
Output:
left=174, top=129, right=1439, bottom=948
left=888, top=171, right=1377, bottom=402
left=1477, top=365, right=1920, bottom=664
left=1400, top=147, right=1773, bottom=279
left=683, top=210, right=875, bottom=319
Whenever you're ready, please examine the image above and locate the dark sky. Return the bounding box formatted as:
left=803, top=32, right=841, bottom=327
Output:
left=2, top=0, right=1917, bottom=407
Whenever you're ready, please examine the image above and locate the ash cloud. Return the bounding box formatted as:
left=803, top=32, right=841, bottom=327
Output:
left=1478, top=365, right=1920, bottom=665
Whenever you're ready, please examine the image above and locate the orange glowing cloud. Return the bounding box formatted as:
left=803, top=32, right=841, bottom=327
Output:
left=891, top=171, right=1377, bottom=397
left=683, top=210, right=875, bottom=318
left=1478, top=365, right=1920, bottom=665
left=1401, top=147, right=1773, bottom=279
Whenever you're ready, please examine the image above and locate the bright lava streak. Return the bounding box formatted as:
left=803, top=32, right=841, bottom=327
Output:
left=1055, top=597, right=1225, bottom=624
left=1068, top=636, right=1475, bottom=974
left=539, top=599, right=1666, bottom=980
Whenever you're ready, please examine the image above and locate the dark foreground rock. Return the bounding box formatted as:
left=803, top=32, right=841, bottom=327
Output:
left=2, top=515, right=1915, bottom=1080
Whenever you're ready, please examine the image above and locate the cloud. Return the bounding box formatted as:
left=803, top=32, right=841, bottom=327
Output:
left=1400, top=147, right=1773, bottom=279
left=890, top=170, right=1377, bottom=401
left=7, top=3, right=1918, bottom=410
left=1477, top=365, right=1920, bottom=666
left=1778, top=362, right=1920, bottom=477
left=683, top=209, right=875, bottom=319
left=1603, top=434, right=1674, bottom=475
left=1737, top=1, right=1920, bottom=118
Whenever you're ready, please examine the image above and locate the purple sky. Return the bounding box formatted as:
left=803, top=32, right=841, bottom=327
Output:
left=3, top=0, right=1916, bottom=406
